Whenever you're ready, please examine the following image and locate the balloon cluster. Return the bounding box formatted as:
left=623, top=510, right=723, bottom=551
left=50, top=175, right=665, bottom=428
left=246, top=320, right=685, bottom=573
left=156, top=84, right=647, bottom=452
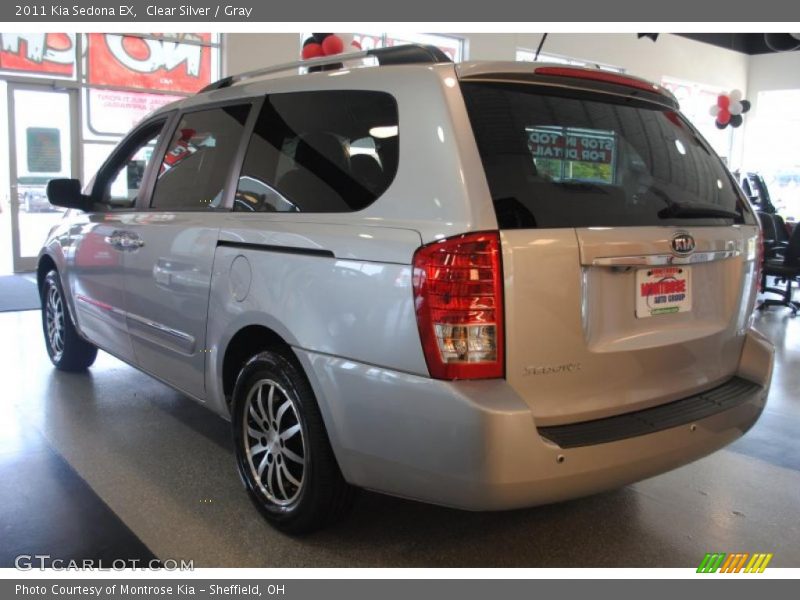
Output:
left=709, top=90, right=751, bottom=129
left=301, top=33, right=359, bottom=60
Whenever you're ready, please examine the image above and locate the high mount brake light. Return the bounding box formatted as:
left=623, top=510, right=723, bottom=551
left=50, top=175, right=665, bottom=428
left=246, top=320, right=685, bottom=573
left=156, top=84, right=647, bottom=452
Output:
left=534, top=66, right=664, bottom=96
left=412, top=231, right=504, bottom=380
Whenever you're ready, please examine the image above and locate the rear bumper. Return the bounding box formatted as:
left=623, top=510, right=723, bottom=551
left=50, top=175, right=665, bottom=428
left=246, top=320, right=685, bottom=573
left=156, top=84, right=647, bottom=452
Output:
left=295, top=327, right=773, bottom=511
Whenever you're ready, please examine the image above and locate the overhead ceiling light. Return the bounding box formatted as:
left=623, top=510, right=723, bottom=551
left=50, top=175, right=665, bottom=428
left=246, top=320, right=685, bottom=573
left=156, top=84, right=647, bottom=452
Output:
left=369, top=125, right=398, bottom=138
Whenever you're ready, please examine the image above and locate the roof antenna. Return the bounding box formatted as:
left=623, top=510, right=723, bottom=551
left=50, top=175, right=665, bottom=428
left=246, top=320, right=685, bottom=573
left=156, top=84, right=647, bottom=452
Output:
left=534, top=33, right=548, bottom=61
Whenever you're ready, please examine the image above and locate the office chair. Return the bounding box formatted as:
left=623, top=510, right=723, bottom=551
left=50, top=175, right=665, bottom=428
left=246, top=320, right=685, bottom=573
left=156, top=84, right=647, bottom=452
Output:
left=759, top=220, right=800, bottom=315
left=757, top=211, right=787, bottom=260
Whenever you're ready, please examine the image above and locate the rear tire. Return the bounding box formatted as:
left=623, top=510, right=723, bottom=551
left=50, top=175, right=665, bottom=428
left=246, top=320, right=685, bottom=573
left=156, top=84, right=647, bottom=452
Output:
left=41, top=270, right=97, bottom=371
left=231, top=350, right=355, bottom=533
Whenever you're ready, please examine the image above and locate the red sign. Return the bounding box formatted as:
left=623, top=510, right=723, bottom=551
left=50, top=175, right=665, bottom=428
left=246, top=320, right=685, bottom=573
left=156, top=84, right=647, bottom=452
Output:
left=640, top=277, right=687, bottom=297
left=0, top=33, right=75, bottom=77
left=87, top=34, right=212, bottom=93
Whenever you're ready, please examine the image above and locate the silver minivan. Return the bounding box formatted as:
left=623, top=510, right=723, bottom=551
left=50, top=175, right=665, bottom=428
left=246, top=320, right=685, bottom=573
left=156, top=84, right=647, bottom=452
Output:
left=39, top=45, right=774, bottom=533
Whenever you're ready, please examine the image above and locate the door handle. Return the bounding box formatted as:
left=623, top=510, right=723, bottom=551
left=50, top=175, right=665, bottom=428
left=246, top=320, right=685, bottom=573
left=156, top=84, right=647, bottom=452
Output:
left=105, top=230, right=144, bottom=251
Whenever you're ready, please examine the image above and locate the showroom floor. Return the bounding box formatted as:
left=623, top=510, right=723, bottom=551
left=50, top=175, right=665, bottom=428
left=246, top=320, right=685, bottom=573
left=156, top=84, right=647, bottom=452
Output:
left=0, top=300, right=798, bottom=568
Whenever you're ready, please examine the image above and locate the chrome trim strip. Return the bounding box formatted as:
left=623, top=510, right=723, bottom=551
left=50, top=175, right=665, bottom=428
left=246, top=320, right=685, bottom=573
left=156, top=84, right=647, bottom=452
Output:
left=75, top=294, right=195, bottom=354
left=592, top=249, right=741, bottom=267
left=75, top=293, right=126, bottom=317
left=127, top=312, right=196, bottom=348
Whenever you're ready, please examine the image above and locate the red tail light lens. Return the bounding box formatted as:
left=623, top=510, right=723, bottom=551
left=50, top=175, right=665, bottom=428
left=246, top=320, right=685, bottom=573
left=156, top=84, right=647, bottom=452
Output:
left=534, top=66, right=664, bottom=95
left=412, top=231, right=504, bottom=380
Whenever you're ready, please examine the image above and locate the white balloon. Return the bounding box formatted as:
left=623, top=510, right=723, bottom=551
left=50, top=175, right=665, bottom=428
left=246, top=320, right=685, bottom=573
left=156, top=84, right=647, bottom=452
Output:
left=729, top=101, right=743, bottom=115
left=729, top=89, right=743, bottom=102
left=709, top=104, right=720, bottom=117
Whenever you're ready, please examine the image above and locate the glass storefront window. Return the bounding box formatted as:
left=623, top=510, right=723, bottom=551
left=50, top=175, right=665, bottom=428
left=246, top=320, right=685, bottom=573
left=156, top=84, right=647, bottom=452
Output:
left=381, top=33, right=463, bottom=62
left=747, top=89, right=800, bottom=221
left=302, top=32, right=464, bottom=62
left=11, top=88, right=72, bottom=258
left=516, top=49, right=624, bottom=73
left=661, top=77, right=733, bottom=163
left=77, top=33, right=221, bottom=179
left=83, top=88, right=183, bottom=139
left=0, top=31, right=220, bottom=272
left=83, top=142, right=117, bottom=183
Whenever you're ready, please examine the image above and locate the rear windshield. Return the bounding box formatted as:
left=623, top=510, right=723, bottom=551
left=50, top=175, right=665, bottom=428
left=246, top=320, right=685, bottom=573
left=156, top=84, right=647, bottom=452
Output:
left=461, top=81, right=744, bottom=229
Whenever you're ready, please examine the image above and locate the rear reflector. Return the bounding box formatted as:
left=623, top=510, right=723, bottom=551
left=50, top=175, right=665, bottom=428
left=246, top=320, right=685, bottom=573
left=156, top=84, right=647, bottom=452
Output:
left=412, top=231, right=504, bottom=380
left=534, top=66, right=663, bottom=95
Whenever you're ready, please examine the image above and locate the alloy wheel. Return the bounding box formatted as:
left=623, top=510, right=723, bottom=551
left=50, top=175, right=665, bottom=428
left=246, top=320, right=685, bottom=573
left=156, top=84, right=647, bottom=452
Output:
left=45, top=284, right=65, bottom=362
left=243, top=379, right=306, bottom=506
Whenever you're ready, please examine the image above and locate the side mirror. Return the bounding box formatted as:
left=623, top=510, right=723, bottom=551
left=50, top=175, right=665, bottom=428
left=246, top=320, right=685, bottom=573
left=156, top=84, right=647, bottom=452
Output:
left=46, top=179, right=92, bottom=211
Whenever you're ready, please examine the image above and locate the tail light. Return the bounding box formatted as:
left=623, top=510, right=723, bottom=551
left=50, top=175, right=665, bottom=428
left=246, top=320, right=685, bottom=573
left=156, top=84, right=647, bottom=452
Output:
left=412, top=231, right=504, bottom=380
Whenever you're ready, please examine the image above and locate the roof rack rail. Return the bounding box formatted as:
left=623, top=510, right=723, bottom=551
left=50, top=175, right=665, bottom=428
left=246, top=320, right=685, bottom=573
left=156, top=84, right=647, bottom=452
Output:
left=199, top=44, right=452, bottom=94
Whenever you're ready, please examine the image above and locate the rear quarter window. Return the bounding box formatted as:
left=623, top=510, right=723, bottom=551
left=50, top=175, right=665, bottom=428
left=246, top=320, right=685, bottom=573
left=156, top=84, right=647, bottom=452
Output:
left=234, top=90, right=399, bottom=213
left=461, top=82, right=744, bottom=229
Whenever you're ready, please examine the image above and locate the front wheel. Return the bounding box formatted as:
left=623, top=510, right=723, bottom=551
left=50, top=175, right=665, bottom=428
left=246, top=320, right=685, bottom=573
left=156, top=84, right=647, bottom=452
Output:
left=231, top=350, right=355, bottom=533
left=41, top=270, right=97, bottom=371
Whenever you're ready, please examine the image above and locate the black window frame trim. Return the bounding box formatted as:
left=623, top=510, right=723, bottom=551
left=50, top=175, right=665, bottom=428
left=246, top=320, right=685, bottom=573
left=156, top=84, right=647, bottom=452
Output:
left=137, top=96, right=264, bottom=213
left=89, top=110, right=176, bottom=212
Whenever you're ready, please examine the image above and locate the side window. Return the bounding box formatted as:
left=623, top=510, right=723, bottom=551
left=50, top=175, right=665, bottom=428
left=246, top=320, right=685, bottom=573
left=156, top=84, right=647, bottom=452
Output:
left=234, top=90, right=398, bottom=213
left=150, top=104, right=251, bottom=211
left=97, top=120, right=165, bottom=209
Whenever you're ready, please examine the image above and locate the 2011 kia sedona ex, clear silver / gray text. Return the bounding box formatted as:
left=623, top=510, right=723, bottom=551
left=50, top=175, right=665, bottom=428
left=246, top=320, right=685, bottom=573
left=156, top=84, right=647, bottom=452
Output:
left=38, top=45, right=774, bottom=533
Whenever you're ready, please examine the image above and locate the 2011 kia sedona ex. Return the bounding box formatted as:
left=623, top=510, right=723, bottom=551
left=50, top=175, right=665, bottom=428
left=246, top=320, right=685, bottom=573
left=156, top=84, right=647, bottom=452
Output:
left=38, top=45, right=774, bottom=533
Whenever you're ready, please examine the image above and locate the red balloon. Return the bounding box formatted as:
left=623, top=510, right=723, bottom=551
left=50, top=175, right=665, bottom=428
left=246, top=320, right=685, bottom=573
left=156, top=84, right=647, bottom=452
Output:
left=322, top=35, right=345, bottom=56
left=302, top=42, right=323, bottom=60
left=717, top=108, right=731, bottom=125
left=717, top=94, right=730, bottom=109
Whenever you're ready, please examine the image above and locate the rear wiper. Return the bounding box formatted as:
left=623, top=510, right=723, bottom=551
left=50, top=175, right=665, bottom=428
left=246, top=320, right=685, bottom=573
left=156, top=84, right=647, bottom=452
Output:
left=657, top=201, right=739, bottom=220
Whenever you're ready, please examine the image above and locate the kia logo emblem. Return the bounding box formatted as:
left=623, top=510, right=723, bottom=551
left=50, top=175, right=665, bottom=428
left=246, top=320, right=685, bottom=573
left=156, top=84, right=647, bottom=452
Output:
left=671, top=232, right=695, bottom=255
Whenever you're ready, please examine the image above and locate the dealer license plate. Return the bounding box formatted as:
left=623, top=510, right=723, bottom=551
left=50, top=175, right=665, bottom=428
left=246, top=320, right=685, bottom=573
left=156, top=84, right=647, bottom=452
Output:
left=635, top=266, right=692, bottom=318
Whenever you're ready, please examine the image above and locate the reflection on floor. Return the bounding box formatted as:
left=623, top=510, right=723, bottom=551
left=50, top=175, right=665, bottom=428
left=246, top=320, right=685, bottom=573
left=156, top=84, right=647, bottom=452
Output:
left=0, top=416, right=157, bottom=568
left=0, top=300, right=798, bottom=567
